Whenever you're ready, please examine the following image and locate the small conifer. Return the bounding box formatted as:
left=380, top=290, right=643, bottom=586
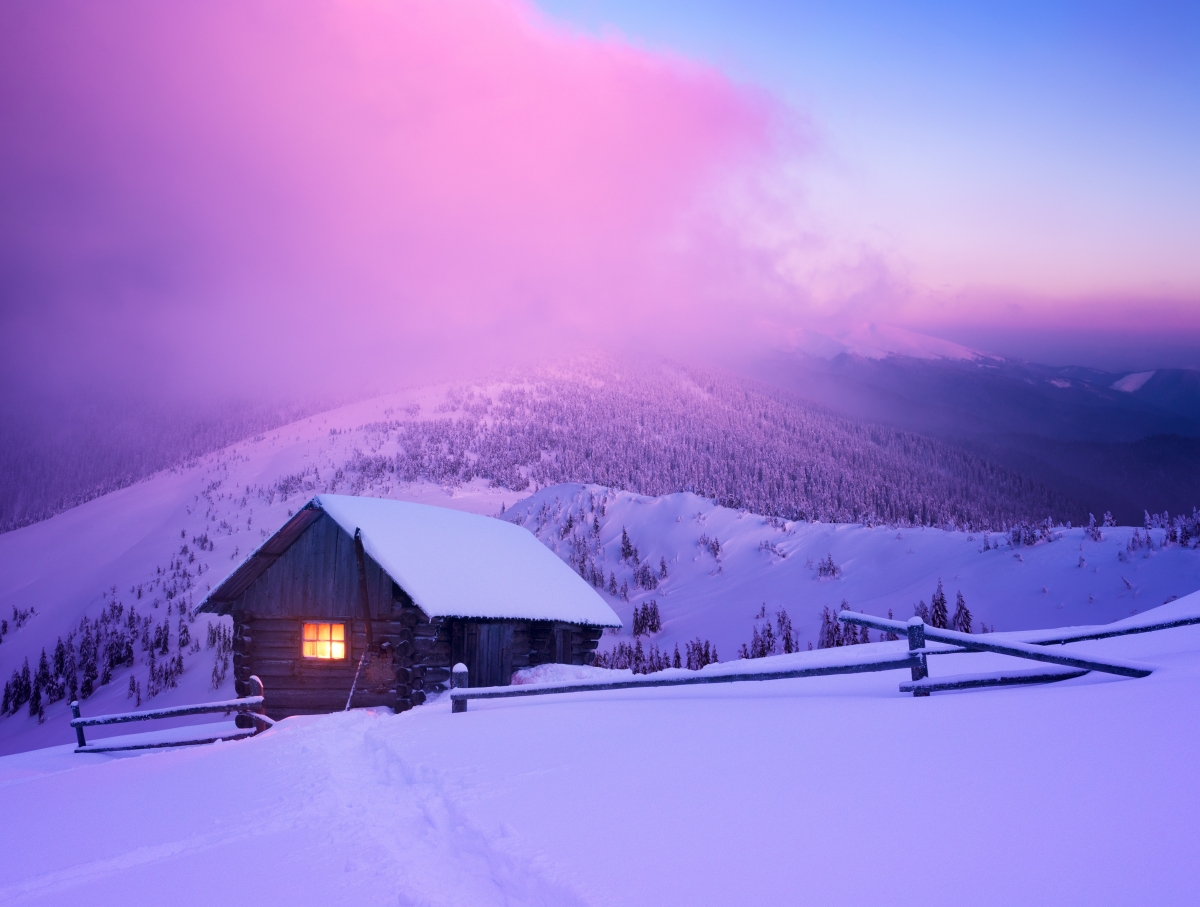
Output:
left=930, top=580, right=949, bottom=629
left=952, top=591, right=972, bottom=634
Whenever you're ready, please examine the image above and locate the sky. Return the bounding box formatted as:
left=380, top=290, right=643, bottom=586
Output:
left=536, top=0, right=1200, bottom=367
left=1, top=0, right=1197, bottom=415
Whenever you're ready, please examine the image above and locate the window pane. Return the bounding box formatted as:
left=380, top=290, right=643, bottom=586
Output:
left=331, top=624, right=345, bottom=642
left=303, top=640, right=316, bottom=657
left=332, top=641, right=345, bottom=659
left=303, top=623, right=318, bottom=641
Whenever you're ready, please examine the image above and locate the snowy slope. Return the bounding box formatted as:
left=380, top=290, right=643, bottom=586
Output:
left=506, top=484, right=1200, bottom=663
left=0, top=384, right=528, bottom=755
left=2, top=383, right=1197, bottom=758
left=2, top=594, right=1198, bottom=907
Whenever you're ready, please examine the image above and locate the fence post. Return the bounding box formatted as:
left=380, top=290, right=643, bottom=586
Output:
left=70, top=700, right=86, bottom=748
left=907, top=618, right=929, bottom=697
left=452, top=663, right=469, bottom=713
left=249, top=674, right=265, bottom=707
left=237, top=675, right=268, bottom=731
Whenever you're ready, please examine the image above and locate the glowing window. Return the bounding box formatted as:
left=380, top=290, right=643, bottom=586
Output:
left=302, top=622, right=346, bottom=660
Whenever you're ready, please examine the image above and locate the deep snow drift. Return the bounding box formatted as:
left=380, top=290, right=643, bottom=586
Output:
left=2, top=594, right=1198, bottom=906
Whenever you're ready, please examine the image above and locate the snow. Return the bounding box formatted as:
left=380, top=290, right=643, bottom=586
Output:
left=313, top=494, right=621, bottom=626
left=511, top=663, right=630, bottom=686
left=1111, top=370, right=1156, bottom=392
left=4, top=371, right=1197, bottom=902
left=508, top=484, right=1200, bottom=664
left=2, top=596, right=1199, bottom=906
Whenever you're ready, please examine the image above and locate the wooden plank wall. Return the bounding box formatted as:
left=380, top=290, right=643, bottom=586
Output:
left=236, top=512, right=393, bottom=619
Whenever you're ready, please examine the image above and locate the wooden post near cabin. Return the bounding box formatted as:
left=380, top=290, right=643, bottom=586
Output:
left=907, top=618, right=929, bottom=697
left=237, top=675, right=267, bottom=729
left=452, top=663, right=468, bottom=713
left=70, top=701, right=86, bottom=748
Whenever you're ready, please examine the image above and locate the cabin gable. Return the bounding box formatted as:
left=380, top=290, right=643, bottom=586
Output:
left=236, top=511, right=395, bottom=620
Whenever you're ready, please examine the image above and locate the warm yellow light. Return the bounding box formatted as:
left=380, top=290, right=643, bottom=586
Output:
left=302, top=622, right=346, bottom=659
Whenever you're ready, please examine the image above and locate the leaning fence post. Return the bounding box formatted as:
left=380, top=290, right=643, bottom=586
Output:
left=907, top=618, right=929, bottom=697
left=70, top=700, right=86, bottom=748
left=452, top=663, right=469, bottom=713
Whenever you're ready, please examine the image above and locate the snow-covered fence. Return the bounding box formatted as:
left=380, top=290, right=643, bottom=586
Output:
left=449, top=608, right=1187, bottom=712
left=448, top=651, right=921, bottom=711
left=837, top=611, right=1156, bottom=696
left=70, top=675, right=273, bottom=754
left=899, top=666, right=1088, bottom=694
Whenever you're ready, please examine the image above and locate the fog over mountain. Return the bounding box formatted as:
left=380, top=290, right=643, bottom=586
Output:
left=2, top=357, right=1082, bottom=534
left=6, top=340, right=1200, bottom=536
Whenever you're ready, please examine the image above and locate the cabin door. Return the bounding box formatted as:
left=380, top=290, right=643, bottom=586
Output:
left=470, top=622, right=514, bottom=687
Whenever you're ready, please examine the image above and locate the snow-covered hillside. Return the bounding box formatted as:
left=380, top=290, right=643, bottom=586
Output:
left=1, top=379, right=1197, bottom=757
left=508, top=484, right=1200, bottom=665
left=2, top=594, right=1199, bottom=906
left=0, top=385, right=524, bottom=755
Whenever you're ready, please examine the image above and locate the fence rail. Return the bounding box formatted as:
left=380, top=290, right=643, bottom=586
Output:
left=837, top=611, right=1154, bottom=679
left=449, top=652, right=920, bottom=710
left=899, top=666, right=1088, bottom=694
left=70, top=675, right=272, bottom=754
left=1016, top=614, right=1200, bottom=647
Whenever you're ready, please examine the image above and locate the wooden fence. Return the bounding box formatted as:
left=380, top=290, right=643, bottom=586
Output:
left=70, top=675, right=274, bottom=754
left=837, top=610, right=1156, bottom=696
left=449, top=609, right=1190, bottom=710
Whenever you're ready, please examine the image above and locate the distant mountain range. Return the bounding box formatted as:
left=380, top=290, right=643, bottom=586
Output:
left=745, top=335, right=1200, bottom=524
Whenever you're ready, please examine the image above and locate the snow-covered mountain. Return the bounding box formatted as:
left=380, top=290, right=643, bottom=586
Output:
left=1, top=369, right=1199, bottom=904
left=748, top=350, right=1200, bottom=522
left=3, top=358, right=1079, bottom=535
left=2, top=373, right=1197, bottom=756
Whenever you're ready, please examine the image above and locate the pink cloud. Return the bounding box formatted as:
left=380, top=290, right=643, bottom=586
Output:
left=0, top=0, right=801, bottom=397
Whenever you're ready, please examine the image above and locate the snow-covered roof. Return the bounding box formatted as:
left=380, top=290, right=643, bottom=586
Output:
left=211, top=494, right=620, bottom=626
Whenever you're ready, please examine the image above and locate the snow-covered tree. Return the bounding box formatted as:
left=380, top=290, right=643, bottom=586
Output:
left=817, top=553, right=841, bottom=578
left=951, top=591, right=972, bottom=634
left=930, top=580, right=948, bottom=629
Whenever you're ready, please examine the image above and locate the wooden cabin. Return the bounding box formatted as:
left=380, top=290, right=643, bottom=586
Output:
left=198, top=494, right=621, bottom=719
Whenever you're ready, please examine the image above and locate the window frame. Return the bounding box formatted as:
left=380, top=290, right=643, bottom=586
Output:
left=301, top=620, right=349, bottom=661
